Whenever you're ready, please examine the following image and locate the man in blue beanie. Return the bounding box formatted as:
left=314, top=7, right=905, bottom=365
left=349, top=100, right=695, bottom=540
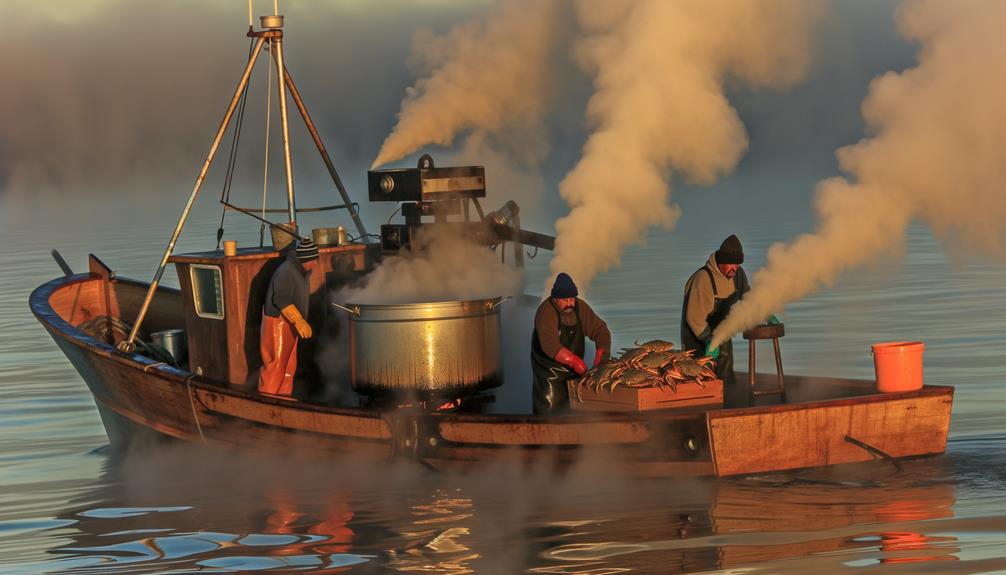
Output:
left=531, top=272, right=611, bottom=415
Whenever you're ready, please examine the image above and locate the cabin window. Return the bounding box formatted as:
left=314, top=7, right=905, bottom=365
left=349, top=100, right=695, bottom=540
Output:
left=190, top=264, right=225, bottom=320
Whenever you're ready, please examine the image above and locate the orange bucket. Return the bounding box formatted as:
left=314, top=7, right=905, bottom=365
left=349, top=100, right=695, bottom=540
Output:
left=872, top=341, right=925, bottom=392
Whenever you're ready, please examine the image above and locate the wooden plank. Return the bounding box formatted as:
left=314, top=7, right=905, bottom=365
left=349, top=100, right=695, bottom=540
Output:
left=174, top=262, right=229, bottom=381
left=707, top=388, right=953, bottom=476
left=570, top=379, right=723, bottom=412
left=437, top=419, right=652, bottom=445
left=169, top=244, right=366, bottom=265
left=48, top=280, right=103, bottom=327
left=108, top=279, right=184, bottom=334
left=224, top=256, right=280, bottom=385
left=88, top=253, right=114, bottom=280
left=194, top=387, right=392, bottom=440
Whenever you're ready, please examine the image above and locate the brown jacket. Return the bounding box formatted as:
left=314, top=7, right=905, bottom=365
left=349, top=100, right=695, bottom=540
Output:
left=683, top=252, right=743, bottom=341
left=533, top=298, right=612, bottom=359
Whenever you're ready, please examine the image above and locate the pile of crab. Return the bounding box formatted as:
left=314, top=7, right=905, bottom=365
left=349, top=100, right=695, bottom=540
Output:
left=573, top=339, right=718, bottom=399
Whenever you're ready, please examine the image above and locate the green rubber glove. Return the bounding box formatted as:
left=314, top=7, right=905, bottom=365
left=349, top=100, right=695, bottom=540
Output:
left=766, top=314, right=781, bottom=326
left=704, top=342, right=720, bottom=360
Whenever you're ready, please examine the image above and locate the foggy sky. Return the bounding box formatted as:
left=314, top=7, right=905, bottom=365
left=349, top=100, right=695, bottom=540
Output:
left=3, top=0, right=930, bottom=264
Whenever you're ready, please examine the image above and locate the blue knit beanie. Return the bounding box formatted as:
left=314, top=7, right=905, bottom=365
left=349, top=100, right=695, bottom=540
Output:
left=550, top=273, right=578, bottom=299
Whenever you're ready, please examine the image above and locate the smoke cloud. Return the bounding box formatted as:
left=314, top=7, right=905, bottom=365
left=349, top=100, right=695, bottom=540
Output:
left=712, top=0, right=1006, bottom=347
left=370, top=0, right=565, bottom=169
left=549, top=0, right=823, bottom=291
left=373, top=0, right=822, bottom=293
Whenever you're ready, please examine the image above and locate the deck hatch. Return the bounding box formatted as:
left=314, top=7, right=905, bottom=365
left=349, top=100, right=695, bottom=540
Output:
left=189, top=264, right=224, bottom=320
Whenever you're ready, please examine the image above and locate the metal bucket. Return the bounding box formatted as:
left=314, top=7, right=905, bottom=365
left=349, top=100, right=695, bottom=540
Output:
left=333, top=297, right=510, bottom=398
left=313, top=226, right=347, bottom=247
left=270, top=222, right=298, bottom=251
left=150, top=329, right=187, bottom=366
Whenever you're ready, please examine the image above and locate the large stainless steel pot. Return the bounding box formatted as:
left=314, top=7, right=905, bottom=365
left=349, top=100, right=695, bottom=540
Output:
left=332, top=296, right=510, bottom=398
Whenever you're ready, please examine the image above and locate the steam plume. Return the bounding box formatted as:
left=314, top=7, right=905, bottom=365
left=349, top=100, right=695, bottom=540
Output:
left=334, top=225, right=523, bottom=305
left=548, top=0, right=822, bottom=290
left=371, top=1, right=564, bottom=169
left=712, top=0, right=1006, bottom=347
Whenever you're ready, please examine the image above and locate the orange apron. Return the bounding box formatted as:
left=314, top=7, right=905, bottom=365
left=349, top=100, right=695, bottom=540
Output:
left=258, top=311, right=298, bottom=396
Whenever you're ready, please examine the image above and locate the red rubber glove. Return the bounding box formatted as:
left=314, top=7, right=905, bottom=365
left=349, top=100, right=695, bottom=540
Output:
left=555, top=347, right=587, bottom=375
left=592, top=348, right=606, bottom=369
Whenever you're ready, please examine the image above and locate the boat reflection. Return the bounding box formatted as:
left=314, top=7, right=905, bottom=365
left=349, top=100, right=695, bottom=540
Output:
left=383, top=490, right=481, bottom=574
left=46, top=451, right=373, bottom=573
left=43, top=449, right=961, bottom=574
left=539, top=460, right=960, bottom=573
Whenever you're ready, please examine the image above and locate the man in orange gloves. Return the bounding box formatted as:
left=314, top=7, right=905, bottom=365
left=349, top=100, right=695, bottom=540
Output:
left=531, top=272, right=611, bottom=415
left=258, top=238, right=319, bottom=398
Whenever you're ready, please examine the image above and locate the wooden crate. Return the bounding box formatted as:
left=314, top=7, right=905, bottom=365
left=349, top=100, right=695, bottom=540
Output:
left=569, top=378, right=723, bottom=412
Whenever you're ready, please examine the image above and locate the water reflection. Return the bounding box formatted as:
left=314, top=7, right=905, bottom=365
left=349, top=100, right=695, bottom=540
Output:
left=538, top=460, right=961, bottom=574
left=40, top=451, right=374, bottom=573
left=7, top=444, right=985, bottom=574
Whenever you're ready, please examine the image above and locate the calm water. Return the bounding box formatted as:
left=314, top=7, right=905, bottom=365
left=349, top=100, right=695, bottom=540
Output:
left=3, top=191, right=1006, bottom=574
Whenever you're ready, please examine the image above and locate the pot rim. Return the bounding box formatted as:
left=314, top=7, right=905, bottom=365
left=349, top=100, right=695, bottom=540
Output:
left=340, top=296, right=506, bottom=310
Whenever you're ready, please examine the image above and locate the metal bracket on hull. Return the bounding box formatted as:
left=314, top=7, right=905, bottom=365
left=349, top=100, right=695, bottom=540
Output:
left=385, top=410, right=438, bottom=471
left=844, top=435, right=902, bottom=472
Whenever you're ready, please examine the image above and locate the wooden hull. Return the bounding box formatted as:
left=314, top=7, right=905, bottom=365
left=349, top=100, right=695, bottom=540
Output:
left=30, top=273, right=954, bottom=477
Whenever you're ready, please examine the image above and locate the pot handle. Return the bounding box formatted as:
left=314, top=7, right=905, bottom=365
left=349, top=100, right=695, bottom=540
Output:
left=331, top=302, right=360, bottom=316
left=488, top=296, right=512, bottom=311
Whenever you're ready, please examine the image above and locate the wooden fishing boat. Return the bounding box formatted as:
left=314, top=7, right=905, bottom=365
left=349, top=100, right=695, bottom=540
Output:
left=29, top=12, right=953, bottom=477
left=31, top=255, right=952, bottom=477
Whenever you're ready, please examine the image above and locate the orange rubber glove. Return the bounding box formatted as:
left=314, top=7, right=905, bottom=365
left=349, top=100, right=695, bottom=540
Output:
left=555, top=347, right=586, bottom=375
left=280, top=304, right=312, bottom=339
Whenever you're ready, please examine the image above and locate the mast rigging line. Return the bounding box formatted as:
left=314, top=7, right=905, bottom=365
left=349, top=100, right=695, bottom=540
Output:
left=225, top=202, right=359, bottom=214
left=216, top=38, right=257, bottom=250
left=221, top=201, right=303, bottom=241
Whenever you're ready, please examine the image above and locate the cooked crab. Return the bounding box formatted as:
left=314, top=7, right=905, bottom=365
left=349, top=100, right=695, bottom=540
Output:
left=634, top=339, right=676, bottom=354
left=610, top=368, right=655, bottom=394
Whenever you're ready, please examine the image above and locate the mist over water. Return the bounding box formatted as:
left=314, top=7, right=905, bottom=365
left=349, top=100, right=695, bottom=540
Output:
left=4, top=0, right=1006, bottom=572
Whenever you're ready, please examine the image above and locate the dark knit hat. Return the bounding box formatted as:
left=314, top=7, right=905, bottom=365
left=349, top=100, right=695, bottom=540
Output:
left=550, top=272, right=578, bottom=299
left=716, top=234, right=744, bottom=264
left=295, top=238, right=320, bottom=263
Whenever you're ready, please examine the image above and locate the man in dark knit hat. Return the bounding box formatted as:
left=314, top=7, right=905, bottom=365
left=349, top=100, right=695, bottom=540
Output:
left=681, top=234, right=750, bottom=406
left=258, top=237, right=320, bottom=398
left=531, top=272, right=611, bottom=415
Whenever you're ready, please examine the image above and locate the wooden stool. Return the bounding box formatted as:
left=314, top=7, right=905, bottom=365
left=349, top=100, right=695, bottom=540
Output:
left=742, top=323, right=787, bottom=404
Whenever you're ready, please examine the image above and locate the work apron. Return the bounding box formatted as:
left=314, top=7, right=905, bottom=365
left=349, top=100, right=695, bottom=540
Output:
left=531, top=301, right=585, bottom=416
left=258, top=311, right=299, bottom=397
left=681, top=267, right=744, bottom=406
